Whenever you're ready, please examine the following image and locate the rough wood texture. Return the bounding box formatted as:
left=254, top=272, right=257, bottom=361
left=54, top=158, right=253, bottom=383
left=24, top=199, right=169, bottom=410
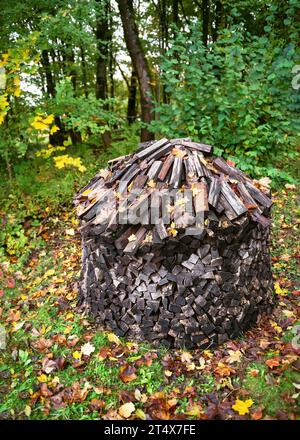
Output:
left=75, top=138, right=275, bottom=349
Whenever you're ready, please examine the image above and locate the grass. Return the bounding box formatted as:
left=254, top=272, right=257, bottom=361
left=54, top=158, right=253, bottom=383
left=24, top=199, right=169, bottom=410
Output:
left=0, top=136, right=299, bottom=420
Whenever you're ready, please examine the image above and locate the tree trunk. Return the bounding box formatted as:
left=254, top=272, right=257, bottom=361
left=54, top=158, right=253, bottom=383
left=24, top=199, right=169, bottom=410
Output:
left=80, top=46, right=88, bottom=98
left=95, top=0, right=111, bottom=147
left=41, top=50, right=66, bottom=145
left=202, top=0, right=209, bottom=46
left=127, top=68, right=137, bottom=124
left=117, top=0, right=154, bottom=141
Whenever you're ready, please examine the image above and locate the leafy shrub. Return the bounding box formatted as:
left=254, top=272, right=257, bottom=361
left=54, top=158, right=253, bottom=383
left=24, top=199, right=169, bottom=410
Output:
left=150, top=25, right=300, bottom=181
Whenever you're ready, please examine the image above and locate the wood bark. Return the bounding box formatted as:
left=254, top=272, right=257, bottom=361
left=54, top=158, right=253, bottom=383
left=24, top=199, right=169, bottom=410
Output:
left=117, top=0, right=155, bottom=141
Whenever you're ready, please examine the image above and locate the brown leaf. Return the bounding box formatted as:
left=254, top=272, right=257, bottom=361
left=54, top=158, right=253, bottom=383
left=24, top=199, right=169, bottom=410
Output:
left=88, top=398, right=106, bottom=412
left=251, top=407, right=263, bottom=420
left=119, top=364, right=137, bottom=383
left=31, top=337, right=53, bottom=352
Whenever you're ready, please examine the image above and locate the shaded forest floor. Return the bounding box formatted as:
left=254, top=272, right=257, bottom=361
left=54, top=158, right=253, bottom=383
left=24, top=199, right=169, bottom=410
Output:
left=0, top=154, right=299, bottom=420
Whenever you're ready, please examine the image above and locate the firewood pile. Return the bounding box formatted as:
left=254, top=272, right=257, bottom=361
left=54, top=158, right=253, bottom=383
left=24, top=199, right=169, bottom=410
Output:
left=75, top=138, right=275, bottom=348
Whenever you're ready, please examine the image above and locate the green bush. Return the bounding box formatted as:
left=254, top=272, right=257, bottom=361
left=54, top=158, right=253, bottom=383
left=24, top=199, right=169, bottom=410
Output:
left=150, top=25, right=300, bottom=181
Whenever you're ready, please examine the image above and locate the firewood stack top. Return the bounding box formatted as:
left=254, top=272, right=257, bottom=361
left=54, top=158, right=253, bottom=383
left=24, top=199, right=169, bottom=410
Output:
left=75, top=138, right=272, bottom=244
left=75, top=138, right=275, bottom=349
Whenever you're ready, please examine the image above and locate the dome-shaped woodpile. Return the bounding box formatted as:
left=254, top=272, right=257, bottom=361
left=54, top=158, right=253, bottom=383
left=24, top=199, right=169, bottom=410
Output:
left=75, top=138, right=275, bottom=348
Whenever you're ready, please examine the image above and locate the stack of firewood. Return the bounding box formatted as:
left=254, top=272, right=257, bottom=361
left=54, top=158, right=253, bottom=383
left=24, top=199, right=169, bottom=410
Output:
left=75, top=138, right=275, bottom=348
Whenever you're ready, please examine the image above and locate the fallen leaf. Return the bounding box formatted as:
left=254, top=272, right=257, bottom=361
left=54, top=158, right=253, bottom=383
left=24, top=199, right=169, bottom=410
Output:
left=232, top=398, right=254, bottom=415
left=6, top=277, right=15, bottom=288
left=37, top=374, right=48, bottom=383
left=107, top=333, right=121, bottom=345
left=44, top=269, right=55, bottom=278
left=135, top=408, right=146, bottom=420
left=127, top=234, right=137, bottom=242
left=72, top=350, right=82, bottom=360
left=24, top=405, right=31, bottom=417
left=81, top=342, right=95, bottom=357
left=118, top=402, right=135, bottom=419
left=265, top=358, right=280, bottom=369
left=119, top=364, right=137, bottom=383
left=227, top=349, right=243, bottom=364
left=214, top=362, right=235, bottom=377
left=251, top=407, right=263, bottom=420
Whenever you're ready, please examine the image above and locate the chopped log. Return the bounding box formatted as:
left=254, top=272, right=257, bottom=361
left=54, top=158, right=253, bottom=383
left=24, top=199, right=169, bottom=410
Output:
left=213, top=157, right=245, bottom=182
left=244, top=182, right=272, bottom=208
left=236, top=182, right=260, bottom=210
left=169, top=157, right=183, bottom=189
left=123, top=226, right=147, bottom=254
left=146, top=142, right=173, bottom=162
left=136, top=138, right=169, bottom=160
left=208, top=177, right=221, bottom=208
left=147, top=160, right=163, bottom=180
left=157, top=154, right=174, bottom=181
left=156, top=218, right=168, bottom=240
left=181, top=140, right=213, bottom=154
left=193, top=181, right=209, bottom=227
left=220, top=181, right=248, bottom=217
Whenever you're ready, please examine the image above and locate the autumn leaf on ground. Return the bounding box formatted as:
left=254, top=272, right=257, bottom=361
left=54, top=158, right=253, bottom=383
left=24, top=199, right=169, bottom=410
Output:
left=232, top=398, right=254, bottom=415
left=227, top=349, right=243, bottom=364
left=107, top=332, right=121, bottom=345
left=118, top=402, right=135, bottom=418
left=265, top=358, right=280, bottom=369
left=119, top=364, right=137, bottom=383
left=81, top=342, right=95, bottom=357
left=274, top=282, right=288, bottom=296
left=214, top=362, right=235, bottom=377
left=31, top=337, right=53, bottom=352
left=251, top=407, right=263, bottom=420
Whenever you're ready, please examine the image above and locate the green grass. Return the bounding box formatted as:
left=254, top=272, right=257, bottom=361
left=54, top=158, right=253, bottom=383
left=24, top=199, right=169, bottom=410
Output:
left=243, top=363, right=299, bottom=416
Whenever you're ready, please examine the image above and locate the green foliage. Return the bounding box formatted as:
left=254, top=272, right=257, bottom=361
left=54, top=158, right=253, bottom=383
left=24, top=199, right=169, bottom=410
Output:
left=51, top=78, right=121, bottom=137
left=150, top=24, right=300, bottom=181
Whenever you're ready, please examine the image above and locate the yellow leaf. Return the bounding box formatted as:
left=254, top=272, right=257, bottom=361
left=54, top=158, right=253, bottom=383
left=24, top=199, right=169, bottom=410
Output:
left=270, top=320, right=282, bottom=333
left=147, top=179, right=156, bottom=188
left=232, top=398, right=254, bottom=415
left=82, top=189, right=91, bottom=197
left=185, top=404, right=202, bottom=417
left=72, top=351, right=82, bottom=359
left=118, top=402, right=135, bottom=418
left=37, top=374, right=48, bottom=383
left=24, top=405, right=31, bottom=417
left=44, top=269, right=55, bottom=278
left=274, top=282, right=288, bottom=296
left=50, top=125, right=60, bottom=134
left=42, top=114, right=55, bottom=125
left=128, top=234, right=137, bottom=242
left=135, top=408, right=146, bottom=420
left=107, top=333, right=121, bottom=345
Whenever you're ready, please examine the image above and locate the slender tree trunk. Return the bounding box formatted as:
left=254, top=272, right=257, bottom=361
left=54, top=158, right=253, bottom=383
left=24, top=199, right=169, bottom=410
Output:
left=117, top=0, right=154, bottom=141
left=202, top=0, right=209, bottom=46
left=95, top=0, right=111, bottom=147
left=80, top=46, right=88, bottom=98
left=212, top=0, right=224, bottom=41
left=127, top=68, right=137, bottom=124
left=41, top=50, right=66, bottom=145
